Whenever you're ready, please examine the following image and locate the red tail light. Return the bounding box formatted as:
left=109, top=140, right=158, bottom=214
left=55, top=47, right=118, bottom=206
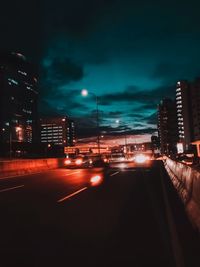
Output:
left=64, top=159, right=71, bottom=165
left=75, top=159, right=83, bottom=165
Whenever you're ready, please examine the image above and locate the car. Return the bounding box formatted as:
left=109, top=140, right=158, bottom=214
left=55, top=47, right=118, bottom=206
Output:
left=88, top=155, right=110, bottom=168
left=64, top=155, right=92, bottom=168
left=133, top=153, right=151, bottom=164
left=110, top=153, right=126, bottom=162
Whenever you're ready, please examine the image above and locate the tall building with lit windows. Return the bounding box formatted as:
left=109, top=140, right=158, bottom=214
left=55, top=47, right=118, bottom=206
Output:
left=190, top=78, right=200, bottom=141
left=40, top=117, right=76, bottom=147
left=158, top=98, right=178, bottom=155
left=190, top=78, right=200, bottom=156
left=175, top=80, right=192, bottom=151
left=0, top=52, right=38, bottom=156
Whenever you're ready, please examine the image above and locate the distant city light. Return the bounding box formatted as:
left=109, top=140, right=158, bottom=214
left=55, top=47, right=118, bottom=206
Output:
left=15, top=126, right=21, bottom=132
left=177, top=143, right=184, bottom=154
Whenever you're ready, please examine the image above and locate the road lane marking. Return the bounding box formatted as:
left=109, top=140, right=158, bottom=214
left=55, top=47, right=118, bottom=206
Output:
left=110, top=171, right=120, bottom=177
left=0, top=184, right=24, bottom=193
left=57, top=187, right=88, bottom=203
left=63, top=171, right=80, bottom=176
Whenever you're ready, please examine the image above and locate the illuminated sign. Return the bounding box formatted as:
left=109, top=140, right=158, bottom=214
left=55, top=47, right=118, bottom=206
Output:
left=177, top=143, right=184, bottom=154
left=64, top=147, right=77, bottom=154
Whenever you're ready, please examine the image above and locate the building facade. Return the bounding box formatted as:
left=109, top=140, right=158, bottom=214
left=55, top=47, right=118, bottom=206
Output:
left=190, top=78, right=200, bottom=156
left=175, top=80, right=192, bottom=152
left=158, top=98, right=178, bottom=155
left=151, top=135, right=160, bottom=155
left=190, top=78, right=200, bottom=141
left=0, top=52, right=38, bottom=157
left=40, top=116, right=76, bottom=147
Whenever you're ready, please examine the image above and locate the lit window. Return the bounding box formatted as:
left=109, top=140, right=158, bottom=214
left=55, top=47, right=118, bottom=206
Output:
left=18, top=70, right=27, bottom=76
left=8, top=78, right=18, bottom=85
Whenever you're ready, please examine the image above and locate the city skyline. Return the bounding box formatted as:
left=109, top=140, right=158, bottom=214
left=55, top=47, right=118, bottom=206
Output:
left=1, top=1, right=200, bottom=139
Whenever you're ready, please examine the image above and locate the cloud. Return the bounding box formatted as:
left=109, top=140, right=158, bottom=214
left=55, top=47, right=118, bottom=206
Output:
left=38, top=57, right=85, bottom=116
left=100, top=84, right=175, bottom=106
left=145, top=112, right=158, bottom=125
left=152, top=62, right=200, bottom=82
left=50, top=58, right=83, bottom=83
left=42, top=58, right=84, bottom=88
left=108, top=111, right=124, bottom=116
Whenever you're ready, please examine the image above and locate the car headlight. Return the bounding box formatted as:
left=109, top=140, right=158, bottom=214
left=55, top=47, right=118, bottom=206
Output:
left=90, top=175, right=102, bottom=186
left=135, top=154, right=147, bottom=164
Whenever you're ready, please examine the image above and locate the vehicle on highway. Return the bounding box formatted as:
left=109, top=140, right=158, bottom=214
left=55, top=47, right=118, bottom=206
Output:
left=64, top=155, right=92, bottom=168
left=133, top=153, right=151, bottom=164
left=110, top=153, right=126, bottom=162
left=88, top=154, right=110, bottom=168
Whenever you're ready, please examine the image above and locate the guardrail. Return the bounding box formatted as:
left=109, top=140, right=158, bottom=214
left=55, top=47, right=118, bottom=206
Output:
left=0, top=158, right=63, bottom=178
left=164, top=158, right=200, bottom=231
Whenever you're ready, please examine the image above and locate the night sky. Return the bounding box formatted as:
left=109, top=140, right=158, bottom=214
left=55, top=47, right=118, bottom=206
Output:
left=1, top=0, right=200, bottom=141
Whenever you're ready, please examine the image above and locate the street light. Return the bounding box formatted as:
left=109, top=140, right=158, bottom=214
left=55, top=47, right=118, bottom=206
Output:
left=81, top=89, right=100, bottom=155
left=15, top=126, right=22, bottom=142
left=115, top=119, right=128, bottom=157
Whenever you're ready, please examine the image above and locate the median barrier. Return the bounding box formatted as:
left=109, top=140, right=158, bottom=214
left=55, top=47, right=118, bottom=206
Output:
left=0, top=158, right=63, bottom=178
left=164, top=158, right=200, bottom=231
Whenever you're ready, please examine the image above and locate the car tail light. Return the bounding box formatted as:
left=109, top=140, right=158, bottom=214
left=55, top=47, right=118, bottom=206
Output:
left=64, top=159, right=71, bottom=165
left=75, top=159, right=83, bottom=165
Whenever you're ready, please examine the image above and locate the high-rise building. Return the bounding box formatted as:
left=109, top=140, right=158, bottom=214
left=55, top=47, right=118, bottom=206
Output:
left=158, top=98, right=178, bottom=155
left=0, top=52, right=38, bottom=157
left=190, top=78, right=200, bottom=156
left=40, top=116, right=76, bottom=147
left=175, top=80, right=192, bottom=151
left=151, top=135, right=160, bottom=155
left=190, top=78, right=200, bottom=141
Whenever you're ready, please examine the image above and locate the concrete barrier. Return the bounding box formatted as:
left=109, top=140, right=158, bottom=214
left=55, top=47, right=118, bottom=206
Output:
left=0, top=158, right=63, bottom=178
left=164, top=158, right=200, bottom=231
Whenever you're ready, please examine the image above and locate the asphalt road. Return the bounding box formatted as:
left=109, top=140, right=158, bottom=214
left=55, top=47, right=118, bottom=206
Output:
left=0, top=161, right=199, bottom=267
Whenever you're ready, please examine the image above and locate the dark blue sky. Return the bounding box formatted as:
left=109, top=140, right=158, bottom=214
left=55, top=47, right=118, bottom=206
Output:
left=1, top=0, right=200, bottom=138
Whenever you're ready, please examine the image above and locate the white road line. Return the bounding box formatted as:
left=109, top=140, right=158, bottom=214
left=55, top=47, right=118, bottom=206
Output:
left=63, top=171, right=80, bottom=176
left=110, top=171, right=120, bottom=177
left=0, top=184, right=24, bottom=193
left=57, top=187, right=88, bottom=203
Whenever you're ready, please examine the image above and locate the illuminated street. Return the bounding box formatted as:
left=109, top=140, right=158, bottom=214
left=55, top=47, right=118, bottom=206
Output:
left=0, top=162, right=199, bottom=267
left=1, top=1, right=200, bottom=266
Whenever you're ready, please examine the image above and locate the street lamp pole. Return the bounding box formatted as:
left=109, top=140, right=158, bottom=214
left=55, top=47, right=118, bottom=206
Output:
left=95, top=95, right=100, bottom=155
left=9, top=124, right=12, bottom=159
left=81, top=89, right=100, bottom=155
left=116, top=119, right=128, bottom=157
